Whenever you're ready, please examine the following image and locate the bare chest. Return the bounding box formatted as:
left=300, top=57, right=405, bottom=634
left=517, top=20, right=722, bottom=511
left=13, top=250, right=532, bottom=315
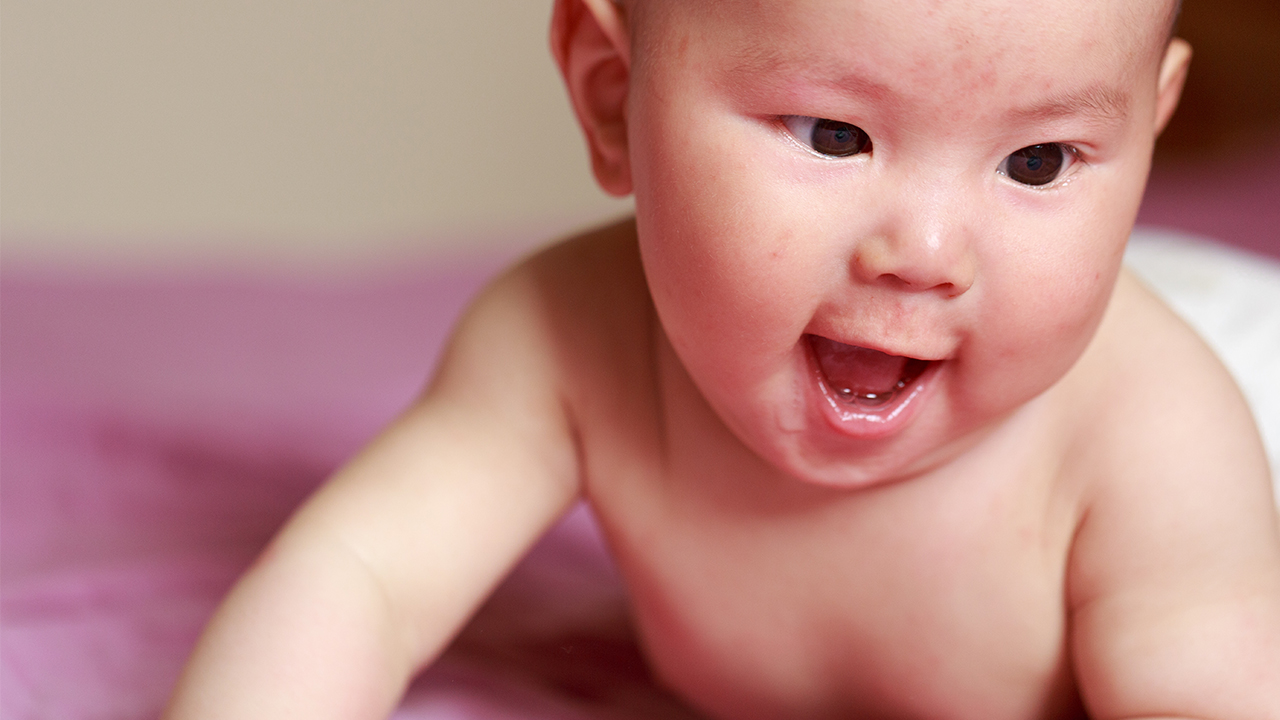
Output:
left=585, top=423, right=1083, bottom=720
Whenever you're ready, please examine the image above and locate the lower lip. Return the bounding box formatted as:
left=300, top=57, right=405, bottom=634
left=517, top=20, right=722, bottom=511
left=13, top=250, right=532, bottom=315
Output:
left=803, top=342, right=940, bottom=440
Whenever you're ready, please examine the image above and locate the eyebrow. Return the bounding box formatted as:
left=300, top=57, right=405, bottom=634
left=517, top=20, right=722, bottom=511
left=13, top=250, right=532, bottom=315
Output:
left=731, top=45, right=1131, bottom=126
left=1010, top=85, right=1132, bottom=125
left=728, top=45, right=900, bottom=104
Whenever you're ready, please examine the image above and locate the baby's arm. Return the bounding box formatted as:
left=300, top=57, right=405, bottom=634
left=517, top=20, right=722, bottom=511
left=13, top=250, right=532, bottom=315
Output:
left=1069, top=277, right=1280, bottom=720
left=164, top=265, right=582, bottom=719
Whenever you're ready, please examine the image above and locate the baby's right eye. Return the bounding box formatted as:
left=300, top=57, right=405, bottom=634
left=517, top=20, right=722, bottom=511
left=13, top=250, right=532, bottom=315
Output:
left=782, top=116, right=872, bottom=158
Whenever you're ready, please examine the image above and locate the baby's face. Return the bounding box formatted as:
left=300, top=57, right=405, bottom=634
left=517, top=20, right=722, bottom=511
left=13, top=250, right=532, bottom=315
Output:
left=623, top=0, right=1179, bottom=485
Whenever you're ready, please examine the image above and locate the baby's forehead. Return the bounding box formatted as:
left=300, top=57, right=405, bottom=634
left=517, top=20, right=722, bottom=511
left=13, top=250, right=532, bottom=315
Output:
left=631, top=0, right=1175, bottom=103
left=630, top=0, right=1177, bottom=58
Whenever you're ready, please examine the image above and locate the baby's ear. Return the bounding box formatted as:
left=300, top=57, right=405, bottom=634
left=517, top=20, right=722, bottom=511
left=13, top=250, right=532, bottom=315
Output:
left=1154, top=38, right=1192, bottom=137
left=551, top=0, right=632, bottom=196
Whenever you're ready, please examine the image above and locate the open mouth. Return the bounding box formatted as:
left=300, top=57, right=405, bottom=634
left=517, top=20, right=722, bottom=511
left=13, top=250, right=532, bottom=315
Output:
left=807, top=335, right=932, bottom=413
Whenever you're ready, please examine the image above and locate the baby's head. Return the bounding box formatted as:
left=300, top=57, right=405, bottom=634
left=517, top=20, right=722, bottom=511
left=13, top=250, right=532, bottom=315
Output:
left=553, top=0, right=1191, bottom=486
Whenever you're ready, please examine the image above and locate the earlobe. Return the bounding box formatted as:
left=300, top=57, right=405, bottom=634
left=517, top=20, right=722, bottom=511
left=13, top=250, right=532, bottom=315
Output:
left=1154, top=38, right=1192, bottom=137
left=550, top=0, right=633, bottom=196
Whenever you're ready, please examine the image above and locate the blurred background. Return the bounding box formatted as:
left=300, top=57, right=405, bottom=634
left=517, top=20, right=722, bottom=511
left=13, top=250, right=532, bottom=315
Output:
left=1, top=1, right=631, bottom=272
left=2, top=0, right=1277, bottom=270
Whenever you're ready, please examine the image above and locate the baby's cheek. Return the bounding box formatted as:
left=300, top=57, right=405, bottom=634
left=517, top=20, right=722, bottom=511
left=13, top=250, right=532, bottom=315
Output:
left=645, top=223, right=802, bottom=334
left=964, top=268, right=1107, bottom=408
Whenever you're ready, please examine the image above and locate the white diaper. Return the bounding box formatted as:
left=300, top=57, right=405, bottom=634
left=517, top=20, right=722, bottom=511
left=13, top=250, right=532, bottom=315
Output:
left=1125, top=227, right=1280, bottom=496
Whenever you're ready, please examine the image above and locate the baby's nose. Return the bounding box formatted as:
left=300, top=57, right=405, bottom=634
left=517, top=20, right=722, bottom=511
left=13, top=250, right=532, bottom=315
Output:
left=850, top=194, right=977, bottom=297
left=852, top=233, right=975, bottom=297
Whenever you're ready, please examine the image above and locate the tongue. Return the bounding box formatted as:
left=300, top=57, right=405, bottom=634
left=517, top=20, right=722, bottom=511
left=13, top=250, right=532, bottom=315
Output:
left=810, top=336, right=907, bottom=395
left=809, top=335, right=933, bottom=408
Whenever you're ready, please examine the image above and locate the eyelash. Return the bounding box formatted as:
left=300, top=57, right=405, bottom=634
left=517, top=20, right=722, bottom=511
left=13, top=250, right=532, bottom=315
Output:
left=779, top=115, right=1085, bottom=189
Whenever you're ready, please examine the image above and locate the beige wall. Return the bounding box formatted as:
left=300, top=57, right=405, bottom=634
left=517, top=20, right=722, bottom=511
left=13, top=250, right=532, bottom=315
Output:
left=1, top=1, right=631, bottom=269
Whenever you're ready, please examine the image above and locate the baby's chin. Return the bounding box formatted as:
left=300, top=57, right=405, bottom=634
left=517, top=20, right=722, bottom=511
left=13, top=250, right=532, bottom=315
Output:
left=762, top=422, right=977, bottom=490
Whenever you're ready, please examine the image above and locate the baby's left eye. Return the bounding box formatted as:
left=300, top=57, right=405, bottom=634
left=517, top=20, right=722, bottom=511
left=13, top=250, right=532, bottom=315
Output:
left=998, top=143, right=1078, bottom=186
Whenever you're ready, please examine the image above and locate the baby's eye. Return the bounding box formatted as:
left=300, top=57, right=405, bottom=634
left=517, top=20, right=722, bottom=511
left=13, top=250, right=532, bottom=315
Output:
left=998, top=143, right=1077, bottom=186
left=782, top=116, right=872, bottom=157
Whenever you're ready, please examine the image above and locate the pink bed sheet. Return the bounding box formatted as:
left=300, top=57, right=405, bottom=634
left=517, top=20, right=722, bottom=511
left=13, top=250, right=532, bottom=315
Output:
left=1136, top=147, right=1280, bottom=261
left=1, top=264, right=698, bottom=719
left=3, top=147, right=1277, bottom=719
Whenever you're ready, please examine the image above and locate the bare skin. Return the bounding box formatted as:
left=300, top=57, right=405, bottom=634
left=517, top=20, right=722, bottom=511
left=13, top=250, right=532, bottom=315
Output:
left=165, top=0, right=1280, bottom=718
left=522, top=223, right=1280, bottom=719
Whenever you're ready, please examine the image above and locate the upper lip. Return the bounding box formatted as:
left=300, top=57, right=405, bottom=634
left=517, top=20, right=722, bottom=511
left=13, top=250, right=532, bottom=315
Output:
left=804, top=332, right=949, bottom=364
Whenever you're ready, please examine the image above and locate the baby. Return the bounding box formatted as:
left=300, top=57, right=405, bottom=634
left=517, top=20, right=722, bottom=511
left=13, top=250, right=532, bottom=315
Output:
left=165, top=0, right=1280, bottom=718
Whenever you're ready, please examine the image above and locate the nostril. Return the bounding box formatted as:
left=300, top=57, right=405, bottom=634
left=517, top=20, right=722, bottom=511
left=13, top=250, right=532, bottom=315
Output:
left=873, top=272, right=909, bottom=290
left=853, top=236, right=975, bottom=295
left=874, top=273, right=967, bottom=297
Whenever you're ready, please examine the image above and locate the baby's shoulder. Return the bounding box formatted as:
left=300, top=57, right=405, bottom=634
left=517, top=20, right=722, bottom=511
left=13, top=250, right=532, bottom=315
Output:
left=1068, top=267, right=1265, bottom=481
left=1061, top=266, right=1276, bottom=593
left=521, top=217, right=651, bottom=335
left=1059, top=273, right=1280, bottom=718
left=463, top=218, right=655, bottom=415
left=515, top=217, right=653, bottom=379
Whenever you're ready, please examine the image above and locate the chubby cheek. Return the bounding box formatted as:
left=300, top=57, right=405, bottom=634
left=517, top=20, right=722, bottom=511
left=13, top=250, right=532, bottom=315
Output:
left=642, top=218, right=811, bottom=406
left=965, top=223, right=1126, bottom=416
left=633, top=118, right=821, bottom=390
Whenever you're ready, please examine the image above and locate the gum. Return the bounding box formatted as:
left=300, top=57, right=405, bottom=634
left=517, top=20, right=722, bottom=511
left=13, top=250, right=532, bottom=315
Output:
left=831, top=360, right=930, bottom=409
